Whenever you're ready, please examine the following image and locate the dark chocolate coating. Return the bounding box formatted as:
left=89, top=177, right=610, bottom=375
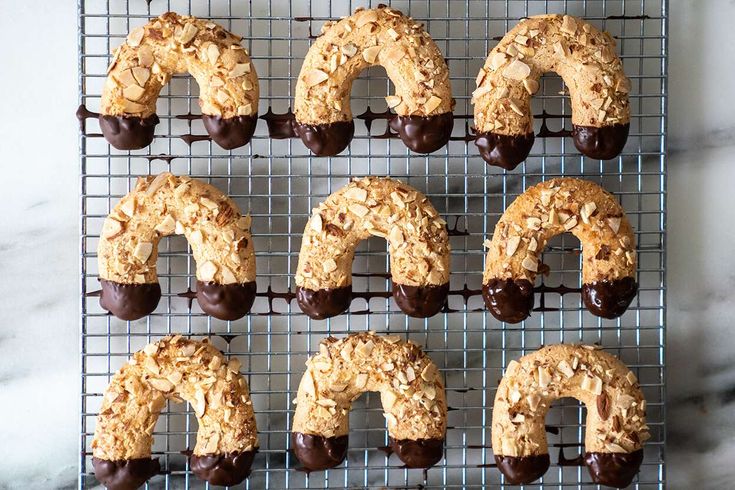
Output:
left=296, top=285, right=352, bottom=320
left=92, top=457, right=160, bottom=490
left=388, top=112, right=454, bottom=153
left=389, top=437, right=444, bottom=468
left=584, top=449, right=643, bottom=488
left=196, top=281, right=256, bottom=321
left=572, top=123, right=630, bottom=160
left=291, top=433, right=349, bottom=471
left=482, top=278, right=534, bottom=323
left=392, top=283, right=449, bottom=318
left=99, top=280, right=161, bottom=321
left=474, top=131, right=534, bottom=170
left=190, top=450, right=256, bottom=486
left=201, top=114, right=258, bottom=149
left=99, top=114, right=159, bottom=150
left=294, top=120, right=355, bottom=156
left=494, top=454, right=550, bottom=485
left=581, top=277, right=638, bottom=319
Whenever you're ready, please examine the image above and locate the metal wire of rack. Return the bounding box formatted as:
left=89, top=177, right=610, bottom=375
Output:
left=78, top=0, right=667, bottom=488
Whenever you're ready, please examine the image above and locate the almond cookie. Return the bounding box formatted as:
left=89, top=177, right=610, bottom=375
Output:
left=100, top=12, right=259, bottom=150
left=295, top=177, right=450, bottom=319
left=98, top=172, right=256, bottom=321
left=493, top=344, right=649, bottom=487
left=293, top=5, right=454, bottom=156
left=92, top=336, right=258, bottom=489
left=482, top=178, right=637, bottom=322
left=473, top=15, right=631, bottom=169
left=291, top=332, right=447, bottom=470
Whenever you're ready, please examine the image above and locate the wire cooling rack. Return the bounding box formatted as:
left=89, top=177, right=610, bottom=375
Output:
left=78, top=0, right=667, bottom=488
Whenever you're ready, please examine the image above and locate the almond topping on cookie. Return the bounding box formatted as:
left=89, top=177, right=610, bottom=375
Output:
left=127, top=27, right=145, bottom=47
left=424, top=95, right=442, bottom=114
left=199, top=260, right=218, bottom=282
left=133, top=242, right=153, bottom=263
left=505, top=236, right=521, bottom=257
left=385, top=95, right=402, bottom=108
left=304, top=69, right=329, bottom=87
left=523, top=78, right=539, bottom=95
left=362, top=45, right=382, bottom=63
left=502, top=59, right=531, bottom=80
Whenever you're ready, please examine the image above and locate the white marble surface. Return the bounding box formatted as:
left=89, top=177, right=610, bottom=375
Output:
left=1, top=0, right=734, bottom=488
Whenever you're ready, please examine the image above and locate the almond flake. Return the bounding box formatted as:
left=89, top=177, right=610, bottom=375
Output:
left=510, top=389, right=521, bottom=404
left=475, top=68, right=487, bottom=87
left=508, top=98, right=524, bottom=116
left=389, top=226, right=404, bottom=244
left=502, top=59, right=531, bottom=81
left=310, top=214, right=323, bottom=232
left=102, top=219, right=123, bottom=239
left=138, top=46, right=154, bottom=67
left=123, top=84, right=146, bottom=102
left=344, top=187, right=368, bottom=202
left=607, top=217, right=621, bottom=233
left=149, top=378, right=173, bottom=392
left=538, top=367, right=552, bottom=388
left=127, top=27, right=145, bottom=47
left=341, top=43, right=358, bottom=57
left=580, top=202, right=597, bottom=224
left=387, top=28, right=400, bottom=41
left=625, top=371, right=638, bottom=386
left=304, top=69, right=329, bottom=87
left=132, top=67, right=150, bottom=86
left=155, top=215, right=176, bottom=235
left=362, top=45, right=382, bottom=63
left=563, top=216, right=578, bottom=231
left=237, top=104, right=253, bottom=116
left=356, top=10, right=378, bottom=28
left=616, top=77, right=631, bottom=93
left=322, top=258, right=337, bottom=273
left=423, top=384, right=436, bottom=400
left=523, top=78, right=539, bottom=95
left=424, top=95, right=442, bottom=114
left=489, top=52, right=508, bottom=70
left=220, top=266, right=237, bottom=284
left=421, top=364, right=437, bottom=382
left=581, top=375, right=603, bottom=395
left=193, top=390, right=206, bottom=418
left=133, top=242, right=153, bottom=263
left=561, top=15, right=577, bottom=35
left=554, top=40, right=570, bottom=57
left=349, top=203, right=370, bottom=217
left=176, top=23, right=198, bottom=45
left=199, top=260, right=218, bottom=282
left=527, top=394, right=541, bottom=412
left=526, top=217, right=542, bottom=230
left=511, top=413, right=526, bottom=423
left=522, top=255, right=538, bottom=272
left=354, top=373, right=368, bottom=389
left=355, top=339, right=374, bottom=357
left=506, top=236, right=521, bottom=257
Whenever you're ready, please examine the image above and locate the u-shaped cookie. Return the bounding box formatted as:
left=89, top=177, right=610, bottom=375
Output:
left=291, top=332, right=447, bottom=470
left=293, top=5, right=454, bottom=156
left=92, top=336, right=258, bottom=489
left=295, top=177, right=450, bottom=319
left=493, top=344, right=649, bottom=487
left=482, top=178, right=637, bottom=322
left=100, top=12, right=259, bottom=150
left=473, top=15, right=630, bottom=169
left=98, top=173, right=256, bottom=321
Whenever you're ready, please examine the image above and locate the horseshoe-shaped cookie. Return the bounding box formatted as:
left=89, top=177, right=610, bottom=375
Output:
left=291, top=332, right=447, bottom=470
left=100, top=12, right=259, bottom=150
left=482, top=178, right=637, bottom=323
left=98, top=173, right=256, bottom=321
left=295, top=177, right=450, bottom=319
left=493, top=344, right=649, bottom=487
left=92, top=336, right=258, bottom=489
left=293, top=5, right=454, bottom=156
left=473, top=15, right=630, bottom=169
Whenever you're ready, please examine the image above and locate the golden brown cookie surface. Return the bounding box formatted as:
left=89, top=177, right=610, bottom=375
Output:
left=492, top=344, right=649, bottom=486
left=291, top=332, right=446, bottom=470
left=92, top=336, right=258, bottom=489
left=473, top=15, right=631, bottom=169
left=295, top=177, right=450, bottom=319
left=293, top=6, right=454, bottom=155
left=100, top=12, right=259, bottom=150
left=482, top=178, right=637, bottom=322
left=98, top=173, right=256, bottom=321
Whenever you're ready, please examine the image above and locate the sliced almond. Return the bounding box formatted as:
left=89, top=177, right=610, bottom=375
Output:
left=581, top=375, right=603, bottom=395
left=362, top=45, right=382, bottom=63
left=123, top=84, right=146, bottom=102
left=133, top=242, right=153, bottom=263
left=527, top=393, right=541, bottom=412
left=538, top=367, right=552, bottom=388
left=385, top=95, right=402, bottom=108
left=349, top=203, right=370, bottom=217
left=207, top=44, right=221, bottom=64
left=505, top=236, right=521, bottom=257
left=220, top=266, right=237, bottom=284
left=522, top=255, right=538, bottom=272
left=526, top=217, right=542, bottom=230
left=303, top=69, right=329, bottom=87
left=563, top=216, right=578, bottom=231
left=341, top=43, right=358, bottom=57
left=386, top=28, right=400, bottom=41
left=310, top=214, right=323, bottom=232
left=229, top=63, right=251, bottom=79
left=523, top=78, right=539, bottom=95
left=344, top=186, right=368, bottom=201
left=424, top=95, right=442, bottom=114
left=421, top=363, right=437, bottom=382
left=102, top=219, right=124, bottom=239
left=607, top=216, right=621, bottom=233
left=193, top=389, right=206, bottom=418
left=580, top=202, right=597, bottom=224
left=490, top=52, right=508, bottom=71
left=561, top=15, right=577, bottom=35
left=356, top=10, right=378, bottom=28
left=199, top=260, right=218, bottom=282
left=137, top=46, right=154, bottom=68
left=355, top=373, right=368, bottom=389
left=389, top=226, right=404, bottom=244
left=503, top=59, right=531, bottom=81
left=148, top=378, right=173, bottom=392
left=558, top=360, right=575, bottom=378
left=155, top=215, right=176, bottom=235
left=237, top=103, right=253, bottom=116
left=115, top=69, right=137, bottom=88
left=382, top=47, right=405, bottom=65
left=127, top=27, right=145, bottom=47
left=123, top=99, right=146, bottom=113
left=322, top=258, right=337, bottom=273
left=625, top=371, right=638, bottom=386
left=176, top=23, right=199, bottom=45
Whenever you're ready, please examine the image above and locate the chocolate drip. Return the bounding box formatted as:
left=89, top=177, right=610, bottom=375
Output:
left=296, top=285, right=352, bottom=319
left=93, top=457, right=160, bottom=490
left=260, top=108, right=297, bottom=138
left=176, top=112, right=203, bottom=121
left=494, top=454, right=550, bottom=485
left=99, top=280, right=161, bottom=321
left=294, top=120, right=355, bottom=156
left=201, top=115, right=258, bottom=149
left=388, top=113, right=453, bottom=153
left=356, top=107, right=393, bottom=133
left=572, top=123, right=630, bottom=160
left=446, top=216, right=470, bottom=236
left=482, top=278, right=534, bottom=323
left=389, top=438, right=444, bottom=469
left=196, top=281, right=256, bottom=321
left=581, top=277, right=637, bottom=319
left=291, top=433, right=349, bottom=471
left=99, top=114, right=159, bottom=150
left=584, top=450, right=643, bottom=488
left=180, top=134, right=211, bottom=146
left=474, top=132, right=534, bottom=170
left=190, top=450, right=257, bottom=486
left=144, top=154, right=175, bottom=164
left=392, top=283, right=449, bottom=318
left=76, top=104, right=100, bottom=132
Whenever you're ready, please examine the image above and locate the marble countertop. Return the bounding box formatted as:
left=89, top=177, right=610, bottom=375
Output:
left=1, top=1, right=733, bottom=488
